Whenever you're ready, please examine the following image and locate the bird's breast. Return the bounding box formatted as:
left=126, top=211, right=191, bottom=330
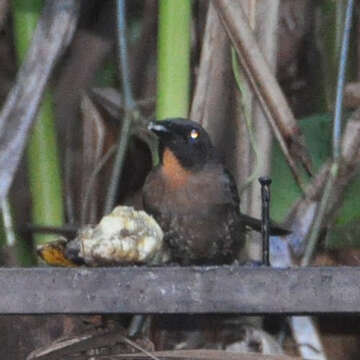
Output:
left=142, top=167, right=244, bottom=264
left=143, top=166, right=229, bottom=214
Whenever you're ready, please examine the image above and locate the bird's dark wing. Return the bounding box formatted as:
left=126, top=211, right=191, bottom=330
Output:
left=237, top=213, right=290, bottom=236
left=222, top=168, right=241, bottom=207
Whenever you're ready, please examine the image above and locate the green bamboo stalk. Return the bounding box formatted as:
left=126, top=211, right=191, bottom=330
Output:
left=12, top=0, right=64, bottom=246
left=127, top=1, right=191, bottom=337
left=1, top=197, right=35, bottom=266
left=156, top=0, right=191, bottom=119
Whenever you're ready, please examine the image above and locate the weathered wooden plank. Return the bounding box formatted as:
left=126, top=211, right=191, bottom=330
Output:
left=0, top=266, right=359, bottom=314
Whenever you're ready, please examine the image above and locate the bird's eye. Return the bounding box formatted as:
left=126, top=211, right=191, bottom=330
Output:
left=189, top=129, right=199, bottom=140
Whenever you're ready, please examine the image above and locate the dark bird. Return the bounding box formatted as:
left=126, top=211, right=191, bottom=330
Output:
left=143, top=118, right=287, bottom=265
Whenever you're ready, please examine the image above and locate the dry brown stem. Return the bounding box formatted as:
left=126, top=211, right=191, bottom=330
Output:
left=0, top=0, right=80, bottom=203
left=212, top=0, right=312, bottom=187
left=190, top=3, right=232, bottom=145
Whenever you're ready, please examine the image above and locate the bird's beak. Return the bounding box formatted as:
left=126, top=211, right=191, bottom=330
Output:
left=148, top=121, right=170, bottom=135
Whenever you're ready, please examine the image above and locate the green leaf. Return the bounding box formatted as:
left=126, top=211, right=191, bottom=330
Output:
left=271, top=113, right=332, bottom=222
left=271, top=112, right=360, bottom=248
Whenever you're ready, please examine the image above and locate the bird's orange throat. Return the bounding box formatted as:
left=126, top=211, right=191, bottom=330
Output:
left=161, top=148, right=190, bottom=187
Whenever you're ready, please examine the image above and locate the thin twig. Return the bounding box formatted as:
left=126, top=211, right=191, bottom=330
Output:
left=333, top=0, right=354, bottom=160
left=104, top=0, right=137, bottom=215
left=22, top=223, right=78, bottom=236
left=117, top=0, right=135, bottom=110
left=301, top=163, right=338, bottom=266
left=119, top=336, right=160, bottom=360
left=301, top=0, right=354, bottom=266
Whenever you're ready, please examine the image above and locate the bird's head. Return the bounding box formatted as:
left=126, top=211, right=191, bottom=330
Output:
left=148, top=118, right=216, bottom=171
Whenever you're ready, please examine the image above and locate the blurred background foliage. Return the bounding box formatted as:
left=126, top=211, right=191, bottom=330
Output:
left=0, top=0, right=358, bottom=266
left=1, top=1, right=360, bottom=359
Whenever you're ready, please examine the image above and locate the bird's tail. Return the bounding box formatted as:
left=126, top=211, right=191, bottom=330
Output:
left=241, top=214, right=290, bottom=236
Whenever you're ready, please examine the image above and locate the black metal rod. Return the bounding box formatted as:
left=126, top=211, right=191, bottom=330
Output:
left=259, top=176, right=272, bottom=266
